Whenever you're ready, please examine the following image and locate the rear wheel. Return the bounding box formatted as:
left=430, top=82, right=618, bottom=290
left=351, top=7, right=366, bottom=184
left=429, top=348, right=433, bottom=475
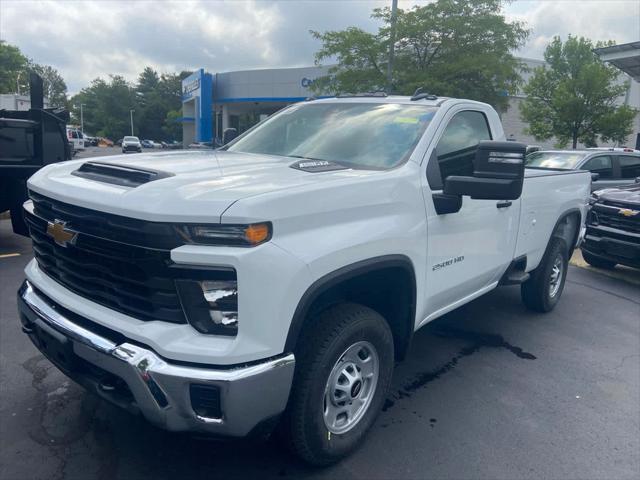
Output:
left=521, top=237, right=569, bottom=312
left=281, top=303, right=394, bottom=466
left=582, top=250, right=616, bottom=269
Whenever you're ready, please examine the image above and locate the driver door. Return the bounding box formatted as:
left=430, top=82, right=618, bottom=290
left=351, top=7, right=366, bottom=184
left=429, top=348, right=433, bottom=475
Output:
left=421, top=108, right=521, bottom=320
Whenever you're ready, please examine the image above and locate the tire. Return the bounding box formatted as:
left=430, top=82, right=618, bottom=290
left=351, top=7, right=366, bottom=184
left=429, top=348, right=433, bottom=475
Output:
left=521, top=237, right=569, bottom=312
left=280, top=303, right=394, bottom=465
left=582, top=250, right=616, bottom=269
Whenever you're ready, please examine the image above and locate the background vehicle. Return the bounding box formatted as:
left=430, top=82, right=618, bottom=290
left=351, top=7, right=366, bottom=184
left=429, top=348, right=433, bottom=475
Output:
left=18, top=95, right=590, bottom=465
left=141, top=139, right=154, bottom=148
left=0, top=73, right=70, bottom=235
left=526, top=149, right=640, bottom=191
left=115, top=138, right=123, bottom=146
left=188, top=141, right=213, bottom=149
left=121, top=135, right=142, bottom=153
left=582, top=181, right=640, bottom=269
left=66, top=126, right=85, bottom=152
left=161, top=140, right=182, bottom=149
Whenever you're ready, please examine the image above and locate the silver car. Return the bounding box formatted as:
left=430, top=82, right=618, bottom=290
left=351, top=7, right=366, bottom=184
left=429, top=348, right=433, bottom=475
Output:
left=526, top=149, right=640, bottom=191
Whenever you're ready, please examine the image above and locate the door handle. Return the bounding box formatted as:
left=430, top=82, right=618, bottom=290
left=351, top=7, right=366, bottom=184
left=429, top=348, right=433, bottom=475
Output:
left=496, top=201, right=512, bottom=209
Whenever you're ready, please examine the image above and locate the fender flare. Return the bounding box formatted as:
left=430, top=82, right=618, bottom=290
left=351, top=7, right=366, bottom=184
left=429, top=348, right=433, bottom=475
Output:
left=549, top=207, right=582, bottom=251
left=283, top=254, right=417, bottom=355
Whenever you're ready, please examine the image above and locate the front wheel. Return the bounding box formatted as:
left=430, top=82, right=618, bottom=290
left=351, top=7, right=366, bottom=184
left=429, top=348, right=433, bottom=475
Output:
left=521, top=237, right=569, bottom=312
left=280, top=303, right=394, bottom=465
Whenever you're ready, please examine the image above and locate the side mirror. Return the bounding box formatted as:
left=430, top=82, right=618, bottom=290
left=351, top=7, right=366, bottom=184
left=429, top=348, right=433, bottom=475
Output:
left=591, top=172, right=600, bottom=182
left=444, top=141, right=526, bottom=201
left=222, top=128, right=238, bottom=145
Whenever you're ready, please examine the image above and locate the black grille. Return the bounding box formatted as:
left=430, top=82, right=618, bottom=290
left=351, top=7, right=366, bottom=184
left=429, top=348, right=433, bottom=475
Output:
left=593, top=205, right=640, bottom=235
left=24, top=195, right=187, bottom=324
left=29, top=190, right=183, bottom=249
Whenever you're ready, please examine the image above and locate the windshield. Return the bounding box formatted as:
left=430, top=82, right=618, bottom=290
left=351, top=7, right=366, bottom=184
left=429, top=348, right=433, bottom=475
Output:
left=124, top=136, right=139, bottom=142
left=226, top=102, right=437, bottom=169
left=526, top=151, right=588, bottom=169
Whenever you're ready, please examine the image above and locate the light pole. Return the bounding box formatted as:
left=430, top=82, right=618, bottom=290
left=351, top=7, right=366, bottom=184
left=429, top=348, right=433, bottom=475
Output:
left=80, top=104, right=85, bottom=134
left=129, top=109, right=135, bottom=135
left=386, top=0, right=398, bottom=93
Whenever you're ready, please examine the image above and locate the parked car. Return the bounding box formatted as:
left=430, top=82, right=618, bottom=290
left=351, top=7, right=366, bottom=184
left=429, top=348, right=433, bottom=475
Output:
left=115, top=138, right=123, bottom=146
left=18, top=95, right=590, bottom=465
left=98, top=137, right=114, bottom=147
left=161, top=140, right=182, bottom=149
left=582, top=180, right=640, bottom=269
left=526, top=149, right=640, bottom=191
left=66, top=126, right=85, bottom=152
left=141, top=139, right=154, bottom=148
left=121, top=136, right=142, bottom=153
left=188, top=141, right=213, bottom=149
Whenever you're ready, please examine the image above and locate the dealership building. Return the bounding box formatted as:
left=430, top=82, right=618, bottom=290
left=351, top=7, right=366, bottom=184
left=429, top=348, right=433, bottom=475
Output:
left=183, top=54, right=640, bottom=149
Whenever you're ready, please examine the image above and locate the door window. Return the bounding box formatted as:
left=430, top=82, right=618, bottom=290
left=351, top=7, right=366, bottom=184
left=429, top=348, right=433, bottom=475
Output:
left=581, top=156, right=613, bottom=178
left=618, top=155, right=640, bottom=179
left=431, top=111, right=491, bottom=188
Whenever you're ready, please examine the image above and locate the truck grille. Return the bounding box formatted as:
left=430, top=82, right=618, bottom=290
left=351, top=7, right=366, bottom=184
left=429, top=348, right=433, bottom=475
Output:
left=592, top=204, right=640, bottom=235
left=24, top=193, right=187, bottom=324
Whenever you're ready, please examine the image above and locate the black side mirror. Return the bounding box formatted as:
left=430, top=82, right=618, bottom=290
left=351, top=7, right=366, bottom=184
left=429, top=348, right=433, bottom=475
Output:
left=222, top=128, right=238, bottom=145
left=591, top=172, right=600, bottom=182
left=444, top=141, right=526, bottom=201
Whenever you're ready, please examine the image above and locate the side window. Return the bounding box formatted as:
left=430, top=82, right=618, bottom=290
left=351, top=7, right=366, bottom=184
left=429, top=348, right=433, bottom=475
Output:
left=581, top=156, right=613, bottom=178
left=618, top=155, right=640, bottom=179
left=432, top=111, right=491, bottom=188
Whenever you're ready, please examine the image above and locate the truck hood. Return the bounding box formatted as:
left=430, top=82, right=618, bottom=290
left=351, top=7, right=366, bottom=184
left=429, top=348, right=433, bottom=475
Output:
left=593, top=183, right=640, bottom=206
left=27, top=150, right=367, bottom=222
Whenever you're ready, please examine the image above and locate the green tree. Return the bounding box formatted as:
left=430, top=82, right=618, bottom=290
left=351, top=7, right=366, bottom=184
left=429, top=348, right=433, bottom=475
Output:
left=70, top=75, right=136, bottom=140
left=27, top=63, right=68, bottom=107
left=520, top=36, right=636, bottom=149
left=312, top=0, right=528, bottom=111
left=0, top=40, right=29, bottom=93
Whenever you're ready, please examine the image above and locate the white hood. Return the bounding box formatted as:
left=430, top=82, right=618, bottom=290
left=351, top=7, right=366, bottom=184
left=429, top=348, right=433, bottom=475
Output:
left=27, top=150, right=368, bottom=223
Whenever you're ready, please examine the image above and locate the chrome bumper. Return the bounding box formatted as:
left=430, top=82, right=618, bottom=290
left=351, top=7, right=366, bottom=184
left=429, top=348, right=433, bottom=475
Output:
left=18, top=280, right=295, bottom=437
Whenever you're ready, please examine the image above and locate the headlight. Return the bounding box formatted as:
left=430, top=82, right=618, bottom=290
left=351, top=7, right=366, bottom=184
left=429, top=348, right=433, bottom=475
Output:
left=179, top=222, right=272, bottom=247
left=176, top=272, right=238, bottom=335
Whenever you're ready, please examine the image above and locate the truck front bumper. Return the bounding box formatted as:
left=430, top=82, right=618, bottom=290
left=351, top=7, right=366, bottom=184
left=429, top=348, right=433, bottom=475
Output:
left=18, top=280, right=295, bottom=437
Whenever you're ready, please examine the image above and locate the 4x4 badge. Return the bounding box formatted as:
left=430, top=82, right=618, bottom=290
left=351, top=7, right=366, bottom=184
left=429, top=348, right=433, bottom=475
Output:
left=46, top=220, right=77, bottom=247
left=618, top=208, right=639, bottom=217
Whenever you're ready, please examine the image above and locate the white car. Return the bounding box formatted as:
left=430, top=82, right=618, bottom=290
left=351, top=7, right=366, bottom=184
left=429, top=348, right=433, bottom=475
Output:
left=18, top=95, right=590, bottom=465
left=121, top=135, right=142, bottom=153
left=66, top=127, right=85, bottom=152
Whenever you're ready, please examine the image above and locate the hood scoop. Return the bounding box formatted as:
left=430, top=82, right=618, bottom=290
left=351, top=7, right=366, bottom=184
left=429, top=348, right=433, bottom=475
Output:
left=290, top=159, right=349, bottom=173
left=71, top=161, right=173, bottom=187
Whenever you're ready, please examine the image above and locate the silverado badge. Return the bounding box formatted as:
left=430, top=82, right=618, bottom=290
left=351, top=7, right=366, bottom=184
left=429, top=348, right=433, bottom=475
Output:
left=618, top=208, right=639, bottom=217
left=46, top=220, right=77, bottom=247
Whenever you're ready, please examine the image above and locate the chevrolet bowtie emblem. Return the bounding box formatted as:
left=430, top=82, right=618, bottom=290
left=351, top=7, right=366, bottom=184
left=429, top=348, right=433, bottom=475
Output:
left=46, top=220, right=77, bottom=247
left=618, top=208, right=639, bottom=217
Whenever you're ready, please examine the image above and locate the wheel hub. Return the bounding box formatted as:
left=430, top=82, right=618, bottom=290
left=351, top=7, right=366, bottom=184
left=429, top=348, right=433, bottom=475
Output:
left=323, top=341, right=379, bottom=434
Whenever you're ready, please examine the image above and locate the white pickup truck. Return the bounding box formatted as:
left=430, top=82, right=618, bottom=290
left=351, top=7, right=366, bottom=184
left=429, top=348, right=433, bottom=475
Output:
left=18, top=95, right=590, bottom=465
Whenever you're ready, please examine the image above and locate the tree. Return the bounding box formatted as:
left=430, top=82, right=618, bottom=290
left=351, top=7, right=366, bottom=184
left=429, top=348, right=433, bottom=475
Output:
left=520, top=36, right=636, bottom=149
left=70, top=75, right=136, bottom=139
left=27, top=63, right=68, bottom=107
left=0, top=40, right=29, bottom=93
left=311, top=0, right=528, bottom=111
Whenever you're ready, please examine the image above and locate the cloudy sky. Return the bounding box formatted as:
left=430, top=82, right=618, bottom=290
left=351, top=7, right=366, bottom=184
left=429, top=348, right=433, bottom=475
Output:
left=1, top=0, right=639, bottom=94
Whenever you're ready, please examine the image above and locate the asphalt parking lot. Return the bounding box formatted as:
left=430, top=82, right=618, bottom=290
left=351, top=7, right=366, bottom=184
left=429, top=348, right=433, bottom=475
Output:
left=1, top=219, right=639, bottom=480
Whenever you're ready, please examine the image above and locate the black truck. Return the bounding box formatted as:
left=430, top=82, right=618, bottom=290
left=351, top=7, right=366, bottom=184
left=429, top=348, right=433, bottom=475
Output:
left=0, top=73, right=71, bottom=236
left=583, top=180, right=640, bottom=270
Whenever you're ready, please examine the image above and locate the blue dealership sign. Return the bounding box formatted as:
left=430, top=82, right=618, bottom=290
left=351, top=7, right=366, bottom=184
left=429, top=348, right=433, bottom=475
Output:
left=182, top=69, right=213, bottom=142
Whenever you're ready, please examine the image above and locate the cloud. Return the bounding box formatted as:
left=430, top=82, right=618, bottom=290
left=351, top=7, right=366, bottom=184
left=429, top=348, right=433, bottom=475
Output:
left=1, top=0, right=639, bottom=94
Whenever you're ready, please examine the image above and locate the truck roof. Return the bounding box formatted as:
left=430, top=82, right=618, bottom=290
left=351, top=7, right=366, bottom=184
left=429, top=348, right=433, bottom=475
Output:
left=309, top=95, right=491, bottom=108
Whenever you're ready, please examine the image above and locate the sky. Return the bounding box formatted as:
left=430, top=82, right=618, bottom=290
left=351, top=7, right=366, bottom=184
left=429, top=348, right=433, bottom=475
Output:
left=1, top=0, right=639, bottom=94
